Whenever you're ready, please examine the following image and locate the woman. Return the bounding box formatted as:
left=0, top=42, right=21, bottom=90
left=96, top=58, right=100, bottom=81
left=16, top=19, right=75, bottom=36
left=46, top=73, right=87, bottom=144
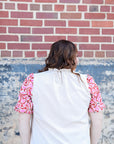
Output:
left=15, top=40, right=105, bottom=144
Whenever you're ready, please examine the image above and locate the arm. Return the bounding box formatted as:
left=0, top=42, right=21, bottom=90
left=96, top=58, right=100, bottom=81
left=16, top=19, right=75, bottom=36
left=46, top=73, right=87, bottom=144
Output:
left=19, top=113, right=32, bottom=144
left=89, top=111, right=103, bottom=144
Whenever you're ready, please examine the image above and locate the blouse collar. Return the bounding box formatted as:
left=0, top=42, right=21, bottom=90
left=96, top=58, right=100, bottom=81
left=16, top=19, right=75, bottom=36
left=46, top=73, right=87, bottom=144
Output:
left=48, top=68, right=72, bottom=72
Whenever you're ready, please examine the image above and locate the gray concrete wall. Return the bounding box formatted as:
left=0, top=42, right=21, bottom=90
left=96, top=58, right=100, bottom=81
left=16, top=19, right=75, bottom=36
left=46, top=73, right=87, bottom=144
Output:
left=0, top=58, right=114, bottom=144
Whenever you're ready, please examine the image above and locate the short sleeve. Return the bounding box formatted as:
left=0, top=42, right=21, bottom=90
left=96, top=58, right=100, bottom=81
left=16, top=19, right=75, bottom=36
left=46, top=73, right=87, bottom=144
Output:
left=87, top=75, right=105, bottom=113
left=15, top=73, right=34, bottom=114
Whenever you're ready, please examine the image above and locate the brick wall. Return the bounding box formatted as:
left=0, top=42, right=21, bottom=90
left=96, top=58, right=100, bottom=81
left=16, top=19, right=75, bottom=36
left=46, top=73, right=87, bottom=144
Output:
left=0, top=0, right=114, bottom=58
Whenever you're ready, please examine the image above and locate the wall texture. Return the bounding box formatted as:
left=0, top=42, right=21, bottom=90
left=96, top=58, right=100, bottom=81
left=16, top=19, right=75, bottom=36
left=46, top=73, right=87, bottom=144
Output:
left=0, top=0, right=114, bottom=58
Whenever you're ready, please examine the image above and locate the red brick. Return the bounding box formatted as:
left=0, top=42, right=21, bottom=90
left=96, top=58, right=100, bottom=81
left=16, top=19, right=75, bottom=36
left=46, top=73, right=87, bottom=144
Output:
left=78, top=5, right=87, bottom=11
left=21, top=36, right=42, bottom=42
left=0, top=19, right=18, bottom=26
left=102, top=29, right=114, bottom=35
left=69, top=21, right=90, bottom=27
left=36, top=12, right=58, bottom=19
left=101, top=44, right=114, bottom=50
left=0, top=3, right=3, bottom=9
left=18, top=4, right=28, bottom=10
left=8, top=43, right=30, bottom=50
left=92, top=21, right=113, bottom=27
left=13, top=51, right=23, bottom=57
left=11, top=12, right=33, bottom=18
left=56, top=28, right=77, bottom=34
left=67, top=5, right=76, bottom=11
left=32, top=28, right=53, bottom=34
left=95, top=51, right=105, bottom=57
left=77, top=51, right=82, bottom=57
left=0, top=11, right=8, bottom=18
left=68, top=36, right=88, bottom=42
left=20, top=20, right=42, bottom=26
left=9, top=27, right=30, bottom=34
left=105, top=0, right=114, bottom=4
left=45, top=20, right=66, bottom=26
left=91, top=36, right=111, bottom=42
left=107, top=14, right=114, bottom=19
left=85, top=13, right=105, bottom=19
left=60, top=0, right=80, bottom=3
left=79, top=44, right=99, bottom=50
left=54, top=5, right=64, bottom=11
left=25, top=51, right=35, bottom=57
left=0, top=27, right=6, bottom=33
left=84, top=51, right=93, bottom=57
left=100, top=6, right=110, bottom=12
left=83, top=0, right=103, bottom=4
left=112, top=6, right=114, bottom=12
left=42, top=5, right=52, bottom=11
left=32, top=43, right=51, bottom=50
left=35, top=0, right=57, bottom=3
left=0, top=43, right=5, bottom=49
left=30, top=4, right=40, bottom=10
left=10, top=0, right=32, bottom=2
left=5, top=3, right=15, bottom=10
left=37, top=51, right=47, bottom=57
left=0, top=35, right=18, bottom=41
left=79, top=28, right=99, bottom=35
left=106, top=51, right=114, bottom=57
left=45, top=36, right=66, bottom=42
left=1, top=51, right=11, bottom=57
left=61, top=13, right=81, bottom=19
left=89, top=6, right=98, bottom=12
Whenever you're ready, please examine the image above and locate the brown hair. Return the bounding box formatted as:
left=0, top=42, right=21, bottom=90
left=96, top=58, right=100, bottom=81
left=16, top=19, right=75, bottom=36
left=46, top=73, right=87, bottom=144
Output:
left=39, top=40, right=78, bottom=73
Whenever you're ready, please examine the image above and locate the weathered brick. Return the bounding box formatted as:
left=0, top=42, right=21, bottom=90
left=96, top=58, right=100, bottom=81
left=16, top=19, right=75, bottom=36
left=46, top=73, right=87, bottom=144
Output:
left=32, top=43, right=51, bottom=50
left=21, top=36, right=42, bottom=42
left=60, top=0, right=80, bottom=3
left=37, top=51, right=47, bottom=57
left=89, top=6, right=98, bottom=12
left=100, top=6, right=110, bottom=12
left=36, top=12, right=58, bottom=19
left=9, top=27, right=30, bottom=34
left=18, top=4, right=28, bottom=10
left=8, top=43, right=30, bottom=50
left=11, top=12, right=33, bottom=18
left=0, top=3, right=2, bottom=9
left=54, top=5, right=64, bottom=11
left=32, top=28, right=53, bottom=34
left=45, top=36, right=66, bottom=42
left=0, top=19, right=18, bottom=26
left=42, top=5, right=52, bottom=11
left=0, top=11, right=8, bottom=17
left=91, top=36, right=111, bottom=42
left=112, top=6, right=114, bottom=12
left=105, top=0, right=114, bottom=4
left=107, top=14, right=114, bottom=19
left=25, top=51, right=35, bottom=57
left=84, top=51, right=93, bottom=57
left=0, top=27, right=6, bottom=33
left=5, top=3, right=15, bottom=10
left=102, top=29, right=114, bottom=35
left=1, top=51, right=11, bottom=57
left=79, top=44, right=99, bottom=50
left=106, top=51, right=114, bottom=57
left=45, top=20, right=66, bottom=26
left=77, top=51, right=82, bottom=57
left=66, top=5, right=76, bottom=11
left=68, top=36, right=88, bottom=42
left=61, top=13, right=81, bottom=19
left=56, top=28, right=77, bottom=34
left=0, top=43, right=6, bottom=49
left=95, top=51, right=105, bottom=57
left=101, top=44, right=114, bottom=50
left=30, top=4, right=40, bottom=10
left=35, top=0, right=57, bottom=3
left=20, top=20, right=42, bottom=26
left=13, top=51, right=23, bottom=57
left=79, top=28, right=99, bottom=35
left=92, top=21, right=113, bottom=27
left=69, top=21, right=90, bottom=27
left=10, top=0, right=32, bottom=2
left=83, top=0, right=103, bottom=4
left=85, top=13, right=105, bottom=19
left=0, top=35, right=18, bottom=41
left=78, top=5, right=87, bottom=11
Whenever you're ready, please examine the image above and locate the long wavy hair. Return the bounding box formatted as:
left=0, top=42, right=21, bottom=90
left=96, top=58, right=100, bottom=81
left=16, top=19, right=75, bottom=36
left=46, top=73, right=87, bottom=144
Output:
left=39, top=40, right=78, bottom=74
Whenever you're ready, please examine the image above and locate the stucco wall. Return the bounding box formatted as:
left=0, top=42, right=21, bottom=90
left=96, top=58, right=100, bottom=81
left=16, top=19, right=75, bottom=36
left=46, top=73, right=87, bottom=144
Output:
left=0, top=58, right=114, bottom=144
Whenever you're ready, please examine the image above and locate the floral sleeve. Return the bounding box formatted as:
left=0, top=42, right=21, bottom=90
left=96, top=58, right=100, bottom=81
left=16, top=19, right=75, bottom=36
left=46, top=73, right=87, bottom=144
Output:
left=15, top=73, right=34, bottom=114
left=87, top=75, right=105, bottom=113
